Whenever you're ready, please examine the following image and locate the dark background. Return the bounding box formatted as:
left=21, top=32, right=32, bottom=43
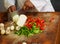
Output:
left=51, top=0, right=60, bottom=11
left=0, top=0, right=60, bottom=12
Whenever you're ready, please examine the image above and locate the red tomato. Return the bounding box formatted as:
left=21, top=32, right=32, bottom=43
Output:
left=25, top=17, right=45, bottom=30
left=40, top=27, right=44, bottom=30
left=25, top=23, right=32, bottom=29
left=41, top=20, right=45, bottom=23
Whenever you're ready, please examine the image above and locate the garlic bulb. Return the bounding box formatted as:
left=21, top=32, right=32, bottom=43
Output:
left=17, top=14, right=27, bottom=27
left=10, top=25, right=14, bottom=31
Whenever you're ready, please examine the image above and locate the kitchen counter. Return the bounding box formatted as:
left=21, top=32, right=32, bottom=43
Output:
left=0, top=12, right=60, bottom=44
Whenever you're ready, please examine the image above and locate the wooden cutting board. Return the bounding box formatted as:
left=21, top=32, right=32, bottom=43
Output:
left=0, top=12, right=8, bottom=23
left=0, top=12, right=60, bottom=44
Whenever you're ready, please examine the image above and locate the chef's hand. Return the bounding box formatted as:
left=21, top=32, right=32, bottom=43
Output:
left=8, top=5, right=16, bottom=13
left=23, top=0, right=34, bottom=10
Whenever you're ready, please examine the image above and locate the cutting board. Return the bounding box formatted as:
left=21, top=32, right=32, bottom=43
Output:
left=0, top=12, right=60, bottom=44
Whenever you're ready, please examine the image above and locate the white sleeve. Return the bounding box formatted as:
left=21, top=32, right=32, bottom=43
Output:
left=41, top=0, right=55, bottom=12
left=4, top=0, right=15, bottom=9
left=30, top=0, right=46, bottom=12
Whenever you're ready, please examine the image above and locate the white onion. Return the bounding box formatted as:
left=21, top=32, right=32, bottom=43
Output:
left=17, top=14, right=27, bottom=27
left=11, top=11, right=19, bottom=23
left=13, top=15, right=19, bottom=23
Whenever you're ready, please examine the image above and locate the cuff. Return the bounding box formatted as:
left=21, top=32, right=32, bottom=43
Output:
left=4, top=0, right=15, bottom=9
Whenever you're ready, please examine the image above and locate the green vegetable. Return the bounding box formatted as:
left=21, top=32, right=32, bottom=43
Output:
left=14, top=26, right=30, bottom=36
left=14, top=28, right=20, bottom=35
left=33, top=29, right=40, bottom=34
left=31, top=23, right=40, bottom=34
left=14, top=23, right=43, bottom=37
left=28, top=33, right=33, bottom=37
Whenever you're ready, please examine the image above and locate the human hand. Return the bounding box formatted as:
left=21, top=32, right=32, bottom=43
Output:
left=23, top=0, right=34, bottom=10
left=7, top=5, right=16, bottom=13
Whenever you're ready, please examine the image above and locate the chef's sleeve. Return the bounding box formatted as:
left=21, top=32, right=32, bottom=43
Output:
left=30, top=0, right=55, bottom=12
left=41, top=0, right=55, bottom=12
left=30, top=0, right=46, bottom=12
left=4, top=0, right=15, bottom=9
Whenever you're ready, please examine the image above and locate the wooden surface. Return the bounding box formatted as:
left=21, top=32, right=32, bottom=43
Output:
left=0, top=12, right=60, bottom=44
left=0, top=12, right=8, bottom=23
left=55, top=15, right=60, bottom=44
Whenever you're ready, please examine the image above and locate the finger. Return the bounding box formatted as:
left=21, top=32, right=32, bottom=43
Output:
left=28, top=4, right=34, bottom=8
left=30, top=6, right=34, bottom=9
left=23, top=6, right=26, bottom=10
left=13, top=6, right=16, bottom=11
left=23, top=5, right=29, bottom=10
left=8, top=8, right=12, bottom=13
left=11, top=6, right=16, bottom=12
left=26, top=6, right=29, bottom=10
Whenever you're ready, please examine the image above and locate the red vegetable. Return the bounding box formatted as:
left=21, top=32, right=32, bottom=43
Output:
left=50, top=18, right=54, bottom=22
left=25, top=16, right=45, bottom=30
left=41, top=20, right=45, bottom=23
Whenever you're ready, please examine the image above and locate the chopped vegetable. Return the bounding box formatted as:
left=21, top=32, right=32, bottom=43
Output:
left=25, top=17, right=45, bottom=30
left=1, top=29, right=5, bottom=35
left=11, top=11, right=19, bottom=23
left=15, top=26, right=29, bottom=36
left=17, top=14, right=27, bottom=27
left=12, top=15, right=19, bottom=23
left=7, top=27, right=10, bottom=30
left=10, top=25, right=14, bottom=30
left=16, top=26, right=21, bottom=31
left=14, top=16, right=45, bottom=37
left=6, top=27, right=11, bottom=34
left=14, top=23, right=43, bottom=37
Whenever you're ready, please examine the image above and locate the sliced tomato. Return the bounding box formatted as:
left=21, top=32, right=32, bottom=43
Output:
left=25, top=16, right=45, bottom=30
left=41, top=20, right=45, bottom=23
